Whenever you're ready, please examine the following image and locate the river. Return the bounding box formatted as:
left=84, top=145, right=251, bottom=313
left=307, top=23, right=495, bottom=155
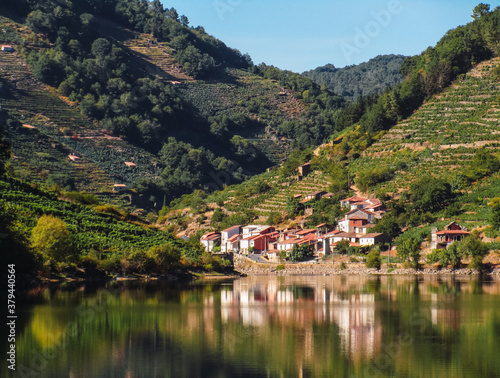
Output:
left=5, top=275, right=500, bottom=377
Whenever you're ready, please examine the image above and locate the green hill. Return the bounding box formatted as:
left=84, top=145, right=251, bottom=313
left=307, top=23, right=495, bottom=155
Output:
left=0, top=0, right=345, bottom=207
left=302, top=55, right=406, bottom=101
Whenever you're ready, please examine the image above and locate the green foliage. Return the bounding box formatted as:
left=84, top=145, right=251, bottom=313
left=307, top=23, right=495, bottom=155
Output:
left=286, top=195, right=302, bottom=218
left=355, top=166, right=395, bottom=192
left=373, top=215, right=401, bottom=238
left=458, top=234, right=489, bottom=269
left=303, top=55, right=406, bottom=101
left=489, top=197, right=500, bottom=229
left=466, top=149, right=500, bottom=181
left=211, top=208, right=224, bottom=224
left=147, top=243, right=181, bottom=272
left=276, top=264, right=284, bottom=271
left=410, top=176, right=454, bottom=213
left=336, top=239, right=350, bottom=255
left=366, top=247, right=382, bottom=269
left=397, top=233, right=422, bottom=269
left=288, top=244, right=314, bottom=262
left=31, top=215, right=76, bottom=263
left=427, top=243, right=463, bottom=269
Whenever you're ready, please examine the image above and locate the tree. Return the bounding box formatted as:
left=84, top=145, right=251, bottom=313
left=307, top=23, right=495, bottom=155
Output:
left=147, top=244, right=181, bottom=272
left=288, top=244, right=314, bottom=262
left=31, top=215, right=75, bottom=263
left=366, top=247, right=381, bottom=269
left=286, top=196, right=302, bottom=218
left=457, top=234, right=489, bottom=269
left=472, top=3, right=491, bottom=20
left=91, top=38, right=112, bottom=60
left=373, top=215, right=400, bottom=238
left=397, top=234, right=422, bottom=269
left=489, top=197, right=500, bottom=229
left=336, top=239, right=350, bottom=255
left=410, top=176, right=453, bottom=213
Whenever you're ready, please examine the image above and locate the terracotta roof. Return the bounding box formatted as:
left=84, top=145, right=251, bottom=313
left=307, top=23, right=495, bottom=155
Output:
left=436, top=230, right=470, bottom=235
left=334, top=232, right=357, bottom=238
left=201, top=232, right=220, bottom=241
left=359, top=233, right=383, bottom=239
left=296, top=229, right=316, bottom=236
left=222, top=225, right=241, bottom=233
left=124, top=162, right=136, bottom=167
left=227, top=234, right=241, bottom=242
left=316, top=223, right=327, bottom=228
left=341, top=196, right=366, bottom=203
left=346, top=209, right=373, bottom=217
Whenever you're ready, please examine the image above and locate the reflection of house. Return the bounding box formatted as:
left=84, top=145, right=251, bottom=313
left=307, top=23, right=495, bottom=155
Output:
left=201, top=231, right=221, bottom=252
left=431, top=222, right=469, bottom=250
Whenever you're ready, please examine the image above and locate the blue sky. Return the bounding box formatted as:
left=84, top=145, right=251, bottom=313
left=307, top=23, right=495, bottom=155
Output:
left=161, top=1, right=499, bottom=72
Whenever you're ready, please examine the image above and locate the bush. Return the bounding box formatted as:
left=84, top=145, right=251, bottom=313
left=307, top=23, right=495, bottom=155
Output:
left=147, top=244, right=181, bottom=272
left=276, top=264, right=284, bottom=271
left=31, top=215, right=76, bottom=263
left=366, top=248, right=382, bottom=269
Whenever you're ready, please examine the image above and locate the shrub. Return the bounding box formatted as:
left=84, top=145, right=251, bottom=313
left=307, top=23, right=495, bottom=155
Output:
left=147, top=244, right=181, bottom=272
left=276, top=264, right=284, bottom=271
left=366, top=248, right=382, bottom=269
left=31, top=215, right=76, bottom=263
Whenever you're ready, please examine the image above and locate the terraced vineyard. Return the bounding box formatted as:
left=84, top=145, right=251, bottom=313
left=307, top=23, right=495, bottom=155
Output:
left=350, top=57, right=500, bottom=194
left=0, top=32, right=160, bottom=192
left=252, top=171, right=331, bottom=214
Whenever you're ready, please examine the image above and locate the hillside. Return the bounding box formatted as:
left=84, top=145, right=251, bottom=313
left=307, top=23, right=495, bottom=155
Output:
left=164, top=55, right=500, bottom=241
left=302, top=55, right=406, bottom=101
left=0, top=1, right=346, bottom=207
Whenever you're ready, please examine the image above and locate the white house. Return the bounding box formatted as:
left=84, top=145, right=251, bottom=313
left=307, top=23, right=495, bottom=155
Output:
left=221, top=225, right=241, bottom=252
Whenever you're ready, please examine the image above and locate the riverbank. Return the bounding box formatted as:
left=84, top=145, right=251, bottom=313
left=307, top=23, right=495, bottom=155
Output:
left=233, top=252, right=500, bottom=276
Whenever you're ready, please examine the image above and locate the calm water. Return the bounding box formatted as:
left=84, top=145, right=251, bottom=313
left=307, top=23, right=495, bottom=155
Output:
left=5, top=275, right=500, bottom=378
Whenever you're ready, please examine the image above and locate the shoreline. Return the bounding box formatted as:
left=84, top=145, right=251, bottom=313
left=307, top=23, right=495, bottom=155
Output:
left=234, top=263, right=500, bottom=277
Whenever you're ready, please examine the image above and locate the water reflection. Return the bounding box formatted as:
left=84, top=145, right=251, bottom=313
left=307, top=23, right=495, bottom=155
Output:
left=7, top=276, right=500, bottom=378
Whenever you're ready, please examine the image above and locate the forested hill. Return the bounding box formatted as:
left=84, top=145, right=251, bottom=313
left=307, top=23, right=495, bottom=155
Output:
left=0, top=0, right=346, bottom=207
left=302, top=55, right=406, bottom=101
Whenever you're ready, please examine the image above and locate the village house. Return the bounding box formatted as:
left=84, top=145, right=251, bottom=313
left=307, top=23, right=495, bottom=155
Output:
left=1, top=45, right=14, bottom=52
left=220, top=225, right=241, bottom=252
left=431, top=222, right=470, bottom=250
left=297, top=162, right=311, bottom=178
left=201, top=231, right=221, bottom=252
left=239, top=225, right=276, bottom=254
left=300, top=191, right=327, bottom=205
left=113, top=183, right=127, bottom=192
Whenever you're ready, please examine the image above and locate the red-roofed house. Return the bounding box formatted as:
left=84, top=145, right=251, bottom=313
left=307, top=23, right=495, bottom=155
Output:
left=431, top=222, right=470, bottom=250
left=124, top=162, right=137, bottom=167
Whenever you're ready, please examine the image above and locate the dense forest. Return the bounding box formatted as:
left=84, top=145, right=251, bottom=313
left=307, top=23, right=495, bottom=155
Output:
left=302, top=55, right=406, bottom=101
